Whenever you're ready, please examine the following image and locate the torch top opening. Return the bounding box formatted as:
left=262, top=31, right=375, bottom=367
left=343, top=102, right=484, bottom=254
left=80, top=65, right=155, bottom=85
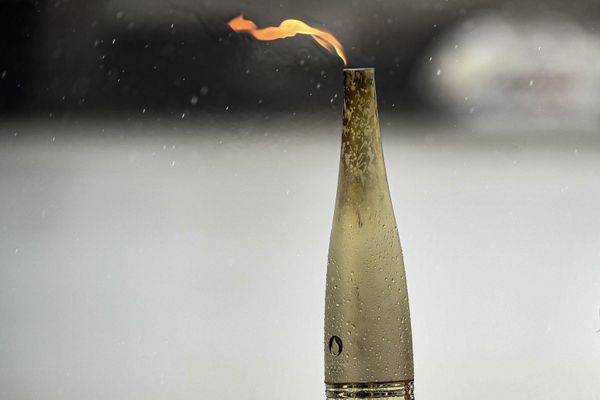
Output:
left=343, top=67, right=374, bottom=72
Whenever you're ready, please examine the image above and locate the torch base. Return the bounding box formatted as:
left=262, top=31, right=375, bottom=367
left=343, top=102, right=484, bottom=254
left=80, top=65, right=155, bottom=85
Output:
left=325, top=380, right=414, bottom=399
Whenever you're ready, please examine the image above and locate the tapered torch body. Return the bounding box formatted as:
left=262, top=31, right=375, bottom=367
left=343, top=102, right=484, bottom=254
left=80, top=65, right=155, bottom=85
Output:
left=324, top=68, right=414, bottom=399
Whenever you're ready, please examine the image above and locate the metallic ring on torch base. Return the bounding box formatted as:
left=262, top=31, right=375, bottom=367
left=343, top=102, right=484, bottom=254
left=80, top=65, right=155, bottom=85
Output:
left=325, top=380, right=414, bottom=399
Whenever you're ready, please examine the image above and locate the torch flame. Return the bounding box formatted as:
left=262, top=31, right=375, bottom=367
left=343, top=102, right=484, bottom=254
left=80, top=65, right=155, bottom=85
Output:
left=228, top=14, right=347, bottom=65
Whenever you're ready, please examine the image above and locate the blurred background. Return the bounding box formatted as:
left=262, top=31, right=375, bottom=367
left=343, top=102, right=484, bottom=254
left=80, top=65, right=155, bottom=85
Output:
left=1, top=0, right=599, bottom=399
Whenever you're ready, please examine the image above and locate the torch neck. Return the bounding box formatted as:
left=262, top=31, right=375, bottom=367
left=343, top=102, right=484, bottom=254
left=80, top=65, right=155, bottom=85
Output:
left=338, top=69, right=389, bottom=201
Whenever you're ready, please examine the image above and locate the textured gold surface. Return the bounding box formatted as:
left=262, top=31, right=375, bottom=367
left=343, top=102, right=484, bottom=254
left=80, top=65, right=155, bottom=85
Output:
left=324, top=68, right=414, bottom=388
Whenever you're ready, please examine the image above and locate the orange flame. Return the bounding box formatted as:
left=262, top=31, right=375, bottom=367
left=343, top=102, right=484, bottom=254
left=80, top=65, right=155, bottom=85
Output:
left=228, top=14, right=347, bottom=65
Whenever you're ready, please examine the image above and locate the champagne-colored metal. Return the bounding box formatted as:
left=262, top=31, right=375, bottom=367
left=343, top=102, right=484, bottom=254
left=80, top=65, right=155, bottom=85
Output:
left=324, top=68, right=414, bottom=399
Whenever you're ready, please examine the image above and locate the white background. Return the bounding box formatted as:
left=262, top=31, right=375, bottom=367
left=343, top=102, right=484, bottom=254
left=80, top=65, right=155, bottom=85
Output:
left=1, top=116, right=599, bottom=399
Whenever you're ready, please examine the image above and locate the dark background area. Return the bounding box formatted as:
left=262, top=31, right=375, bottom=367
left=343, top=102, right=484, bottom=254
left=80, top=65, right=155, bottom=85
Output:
left=2, top=0, right=600, bottom=118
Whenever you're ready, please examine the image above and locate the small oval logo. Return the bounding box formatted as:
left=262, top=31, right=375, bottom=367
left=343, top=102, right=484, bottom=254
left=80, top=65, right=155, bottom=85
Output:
left=328, top=336, right=343, bottom=356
